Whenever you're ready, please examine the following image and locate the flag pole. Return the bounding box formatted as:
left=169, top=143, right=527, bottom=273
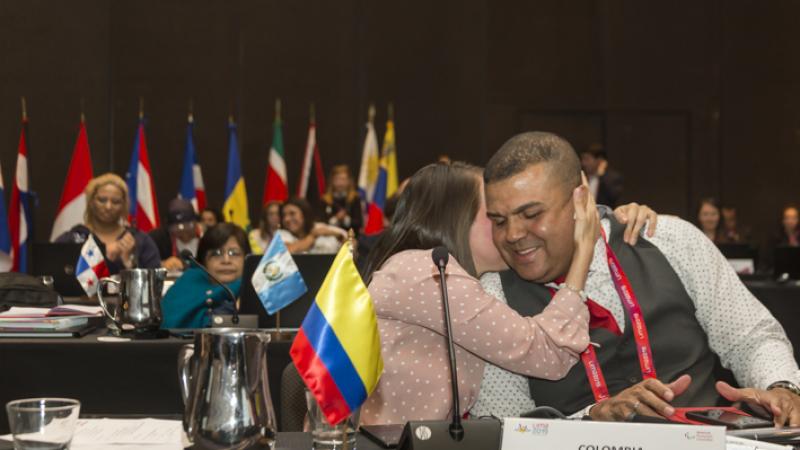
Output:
left=80, top=98, right=86, bottom=124
left=309, top=102, right=315, bottom=124
left=138, top=97, right=144, bottom=120
left=368, top=103, right=376, bottom=124
left=387, top=102, right=394, bottom=122
left=275, top=98, right=281, bottom=122
left=188, top=98, right=194, bottom=123
left=348, top=229, right=356, bottom=261
left=21, top=97, right=27, bottom=122
left=276, top=310, right=281, bottom=337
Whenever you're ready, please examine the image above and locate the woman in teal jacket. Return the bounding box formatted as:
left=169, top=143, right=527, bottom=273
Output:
left=161, top=223, right=250, bottom=328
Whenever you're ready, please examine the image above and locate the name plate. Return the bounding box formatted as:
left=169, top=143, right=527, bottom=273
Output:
left=501, top=418, right=725, bottom=450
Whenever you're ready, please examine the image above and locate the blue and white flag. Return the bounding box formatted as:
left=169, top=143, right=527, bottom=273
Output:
left=76, top=235, right=109, bottom=297
left=251, top=233, right=307, bottom=314
left=0, top=161, right=12, bottom=271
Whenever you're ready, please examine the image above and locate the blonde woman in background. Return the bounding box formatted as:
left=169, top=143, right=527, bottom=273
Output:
left=55, top=173, right=161, bottom=273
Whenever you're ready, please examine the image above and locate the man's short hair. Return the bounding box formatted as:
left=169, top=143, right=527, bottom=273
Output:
left=484, top=131, right=581, bottom=191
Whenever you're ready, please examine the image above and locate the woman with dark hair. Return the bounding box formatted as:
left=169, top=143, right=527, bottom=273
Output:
left=278, top=197, right=347, bottom=254
left=695, top=197, right=722, bottom=243
left=199, top=207, right=224, bottom=234
left=249, top=201, right=282, bottom=254
left=361, top=162, right=658, bottom=424
left=161, top=223, right=250, bottom=328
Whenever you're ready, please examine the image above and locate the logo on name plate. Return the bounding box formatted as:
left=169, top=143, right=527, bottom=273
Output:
left=513, top=422, right=549, bottom=436
left=685, top=431, right=714, bottom=442
left=414, top=425, right=432, bottom=441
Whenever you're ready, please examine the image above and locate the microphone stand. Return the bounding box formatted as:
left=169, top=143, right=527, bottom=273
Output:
left=396, top=247, right=501, bottom=450
left=436, top=256, right=464, bottom=441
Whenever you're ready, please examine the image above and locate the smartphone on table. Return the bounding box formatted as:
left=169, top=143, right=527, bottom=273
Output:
left=686, top=408, right=773, bottom=429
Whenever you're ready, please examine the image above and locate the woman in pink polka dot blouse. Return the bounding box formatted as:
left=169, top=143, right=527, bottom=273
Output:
left=360, top=162, right=656, bottom=425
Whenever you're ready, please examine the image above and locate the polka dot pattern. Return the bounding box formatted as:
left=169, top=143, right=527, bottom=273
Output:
left=360, top=249, right=590, bottom=425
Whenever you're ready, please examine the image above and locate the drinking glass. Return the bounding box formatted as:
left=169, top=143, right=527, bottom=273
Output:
left=6, top=398, right=81, bottom=450
left=305, top=390, right=359, bottom=450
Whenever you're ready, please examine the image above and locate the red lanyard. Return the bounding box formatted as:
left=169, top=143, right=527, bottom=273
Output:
left=550, top=228, right=657, bottom=402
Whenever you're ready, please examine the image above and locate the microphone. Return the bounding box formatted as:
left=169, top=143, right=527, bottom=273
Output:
left=180, top=250, right=239, bottom=325
left=431, top=247, right=463, bottom=441
left=396, top=247, right=501, bottom=450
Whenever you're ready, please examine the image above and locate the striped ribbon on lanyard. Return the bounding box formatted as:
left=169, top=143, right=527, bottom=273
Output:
left=551, top=228, right=657, bottom=402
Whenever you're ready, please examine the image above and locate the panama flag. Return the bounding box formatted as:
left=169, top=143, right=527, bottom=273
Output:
left=178, top=114, right=207, bottom=213
left=296, top=118, right=326, bottom=201
left=356, top=114, right=380, bottom=205
left=290, top=243, right=383, bottom=425
left=75, top=234, right=109, bottom=297
left=126, top=119, right=160, bottom=232
left=50, top=118, right=94, bottom=242
left=9, top=117, right=32, bottom=273
left=251, top=233, right=308, bottom=314
left=223, top=119, right=250, bottom=229
left=0, top=162, right=13, bottom=272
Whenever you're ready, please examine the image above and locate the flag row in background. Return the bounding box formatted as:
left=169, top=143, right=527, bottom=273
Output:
left=358, top=103, right=399, bottom=236
left=0, top=99, right=399, bottom=272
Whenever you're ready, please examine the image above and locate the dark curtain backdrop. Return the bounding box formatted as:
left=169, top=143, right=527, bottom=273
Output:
left=0, top=0, right=798, bottom=248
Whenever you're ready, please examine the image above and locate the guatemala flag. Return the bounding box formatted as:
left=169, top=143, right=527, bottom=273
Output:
left=75, top=235, right=109, bottom=297
left=251, top=233, right=307, bottom=315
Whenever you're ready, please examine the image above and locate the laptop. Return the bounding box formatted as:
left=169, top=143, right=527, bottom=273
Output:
left=717, top=243, right=758, bottom=275
left=240, top=253, right=335, bottom=328
left=774, top=246, right=800, bottom=280
left=31, top=243, right=84, bottom=297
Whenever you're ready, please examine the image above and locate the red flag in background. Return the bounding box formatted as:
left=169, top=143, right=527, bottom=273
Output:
left=297, top=106, right=326, bottom=204
left=51, top=116, right=94, bottom=241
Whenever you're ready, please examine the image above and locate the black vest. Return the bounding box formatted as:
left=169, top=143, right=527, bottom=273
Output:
left=500, top=216, right=723, bottom=415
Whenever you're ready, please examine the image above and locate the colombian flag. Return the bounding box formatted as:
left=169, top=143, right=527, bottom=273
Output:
left=290, top=243, right=383, bottom=425
left=223, top=119, right=250, bottom=229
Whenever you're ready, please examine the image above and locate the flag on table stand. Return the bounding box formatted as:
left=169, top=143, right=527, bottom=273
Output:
left=178, top=112, right=207, bottom=213
left=0, top=162, right=12, bottom=272
left=126, top=112, right=160, bottom=232
left=296, top=104, right=326, bottom=203
left=223, top=118, right=250, bottom=229
left=356, top=104, right=380, bottom=207
left=50, top=115, right=94, bottom=242
left=75, top=235, right=109, bottom=297
left=263, top=99, right=289, bottom=204
left=290, top=243, right=383, bottom=425
left=251, top=233, right=307, bottom=314
left=9, top=100, right=32, bottom=273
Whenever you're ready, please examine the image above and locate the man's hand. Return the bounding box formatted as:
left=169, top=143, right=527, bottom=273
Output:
left=590, top=375, right=692, bottom=421
left=162, top=256, right=185, bottom=271
left=717, top=381, right=800, bottom=427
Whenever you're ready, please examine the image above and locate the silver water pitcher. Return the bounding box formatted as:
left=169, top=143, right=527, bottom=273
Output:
left=97, top=268, right=167, bottom=332
left=178, top=328, right=277, bottom=449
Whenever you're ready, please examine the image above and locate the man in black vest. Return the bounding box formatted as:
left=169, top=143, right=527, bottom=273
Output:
left=480, top=131, right=800, bottom=426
